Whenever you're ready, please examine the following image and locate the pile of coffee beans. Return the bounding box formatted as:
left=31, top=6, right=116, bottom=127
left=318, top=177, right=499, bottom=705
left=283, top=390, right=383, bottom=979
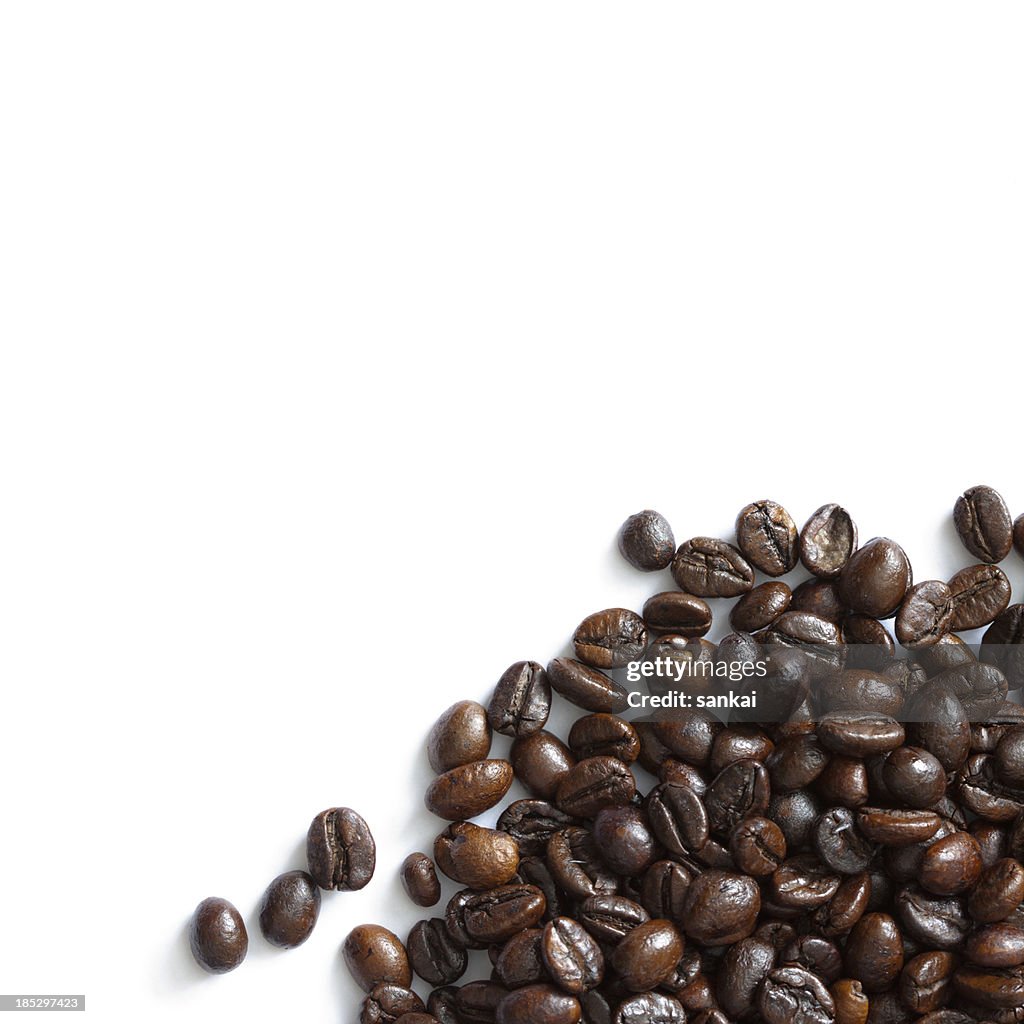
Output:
left=193, top=486, right=1024, bottom=1024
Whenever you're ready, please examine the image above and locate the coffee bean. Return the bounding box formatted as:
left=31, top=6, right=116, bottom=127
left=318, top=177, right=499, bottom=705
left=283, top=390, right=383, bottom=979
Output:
left=730, top=582, right=792, bottom=632
left=818, top=712, right=905, bottom=756
left=428, top=701, right=493, bottom=774
left=511, top=730, right=576, bottom=801
left=801, top=504, right=858, bottom=578
left=619, top=510, right=675, bottom=571
left=896, top=887, right=971, bottom=949
left=567, top=714, right=640, bottom=764
left=844, top=912, right=903, bottom=992
left=610, top=919, right=685, bottom=992
left=494, top=929, right=545, bottom=989
left=546, top=658, right=630, bottom=713
left=769, top=855, right=841, bottom=910
left=307, top=806, right=376, bottom=891
left=488, top=661, right=551, bottom=738
left=758, top=966, right=835, bottom=1024
left=1015, top=513, right=1024, bottom=559
left=704, top=759, right=770, bottom=834
left=643, top=591, right=713, bottom=638
left=258, top=871, right=320, bottom=949
left=843, top=613, right=896, bottom=666
left=646, top=781, right=709, bottom=857
left=948, top=564, right=1012, bottom=630
left=815, top=806, right=875, bottom=875
left=613, top=993, right=685, bottom=1024
left=839, top=537, right=912, bottom=618
left=547, top=827, right=618, bottom=899
left=639, top=859, right=692, bottom=922
left=496, top=984, right=582, bottom=1024
left=496, top=800, right=576, bottom=857
left=592, top=805, right=657, bottom=876
left=730, top=816, right=786, bottom=876
left=981, top=604, right=1024, bottom=690
left=462, top=885, right=547, bottom=944
left=952, top=962, right=1024, bottom=1010
left=895, top=580, right=954, bottom=649
left=555, top=756, right=636, bottom=818
left=682, top=870, right=760, bottom=945
left=736, top=500, right=799, bottom=577
left=344, top=924, right=412, bottom=992
left=920, top=832, right=983, bottom=895
left=790, top=579, right=847, bottom=623
left=955, top=485, right=1014, bottom=563
left=970, top=858, right=1024, bottom=923
left=716, top=937, right=775, bottom=1018
left=572, top=609, right=647, bottom=670
left=577, top=894, right=650, bottom=944
left=831, top=978, right=869, bottom=1024
left=455, top=981, right=508, bottom=1023
left=671, top=537, right=755, bottom=598
left=856, top=807, right=942, bottom=846
left=361, top=984, right=424, bottom=1024
left=425, top=760, right=514, bottom=820
left=401, top=852, right=441, bottom=908
left=883, top=746, right=947, bottom=809
left=540, top=917, right=604, bottom=995
left=189, top=897, right=247, bottom=974
left=434, top=822, right=520, bottom=890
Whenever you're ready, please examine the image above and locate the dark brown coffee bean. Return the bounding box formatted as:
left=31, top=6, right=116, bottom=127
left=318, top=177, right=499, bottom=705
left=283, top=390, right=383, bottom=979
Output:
left=401, top=853, right=441, bottom=908
left=639, top=860, right=692, bottom=923
left=831, top=978, right=869, bottom=1024
left=647, top=709, right=719, bottom=767
left=547, top=827, right=618, bottom=899
left=511, top=730, right=576, bottom=801
left=905, top=686, right=971, bottom=773
left=839, top=537, right=913, bottom=619
left=427, top=701, right=493, bottom=774
left=758, top=965, right=835, bottom=1024
left=613, top=992, right=686, bottom=1024
left=425, top=760, right=514, bottom=820
left=899, top=949, right=956, bottom=1014
left=455, top=981, right=508, bottom=1023
left=994, top=729, right=1024, bottom=786
left=715, top=937, right=775, bottom=1018
left=555, top=756, right=636, bottom=818
left=546, top=658, right=630, bottom=713
left=896, top=886, right=971, bottom=949
left=572, top=609, right=647, bottom=670
left=568, top=714, right=639, bottom=764
left=577, top=894, right=650, bottom=943
left=496, top=800, right=576, bottom=857
left=788, top=581, right=846, bottom=626
left=488, top=661, right=551, bottom=738
left=704, top=758, right=770, bottom=834
left=735, top=500, right=799, bottom=577
left=952, top=962, right=1024, bottom=1009
left=462, top=885, right=547, bottom=944
left=817, top=668, right=904, bottom=718
left=769, top=855, right=842, bottom=910
left=496, top=984, right=582, bottom=1024
left=949, top=564, right=1012, bottom=630
left=540, top=917, right=604, bottom=995
left=801, top=504, right=858, bottom=578
left=920, top=832, right=983, bottom=895
left=643, top=591, right=713, bottom=638
left=494, top=929, right=545, bottom=989
left=361, top=984, right=425, bottom=1024
left=307, top=806, right=376, bottom=891
left=856, top=807, right=942, bottom=846
left=762, top=610, right=846, bottom=675
left=257, top=870, right=320, bottom=949
left=955, top=485, right=1014, bottom=563
left=767, top=735, right=830, bottom=792
left=619, top=510, right=675, bottom=571
left=883, top=746, right=946, bottom=809
left=843, top=614, right=896, bottom=666
left=981, top=605, right=1024, bottom=690
left=592, top=805, right=657, bottom=876
left=1015, top=513, right=1024, bottom=559
left=895, top=580, right=954, bottom=649
left=189, top=896, right=247, bottom=974
left=344, top=924, right=412, bottom=992
left=646, top=781, right=709, bottom=857
left=730, top=582, right=792, bottom=632
left=671, top=537, right=755, bottom=598
left=814, top=755, right=869, bottom=809
left=730, top=816, right=786, bottom=876
left=966, top=923, right=1024, bottom=968
left=815, top=806, right=875, bottom=875
left=434, top=822, right=520, bottom=890
left=769, top=791, right=824, bottom=854
left=426, top=989, right=460, bottom=1024
left=843, top=912, right=903, bottom=992
left=813, top=871, right=871, bottom=937
left=610, top=919, right=685, bottom=992
left=682, top=870, right=760, bottom=944
left=407, top=918, right=468, bottom=987
left=818, top=712, right=905, bottom=756
left=970, top=858, right=1024, bottom=923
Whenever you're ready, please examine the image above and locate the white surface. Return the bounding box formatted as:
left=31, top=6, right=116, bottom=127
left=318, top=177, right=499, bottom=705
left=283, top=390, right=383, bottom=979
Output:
left=1, top=3, right=1023, bottom=1021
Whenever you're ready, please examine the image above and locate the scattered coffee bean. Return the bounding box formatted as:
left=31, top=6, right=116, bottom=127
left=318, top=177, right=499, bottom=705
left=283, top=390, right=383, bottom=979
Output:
left=488, top=661, right=551, bottom=738
left=671, top=537, right=755, bottom=597
left=425, top=760, right=514, bottom=820
left=572, top=608, right=647, bottom=670
left=801, top=503, right=858, bottom=578
left=189, top=897, right=247, bottom=973
left=307, top=806, right=376, bottom=891
left=343, top=924, right=412, bottom=992
left=618, top=510, right=675, bottom=571
left=955, top=485, right=1013, bottom=563
left=428, top=700, right=493, bottom=774
left=736, top=500, right=799, bottom=577
left=401, top=852, right=441, bottom=908
left=643, top=591, right=713, bottom=637
left=839, top=537, right=912, bottom=618
left=258, top=871, right=320, bottom=949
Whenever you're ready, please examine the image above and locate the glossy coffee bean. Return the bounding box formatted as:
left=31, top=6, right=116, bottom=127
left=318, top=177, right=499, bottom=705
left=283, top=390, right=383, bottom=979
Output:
left=896, top=580, right=954, bottom=649
left=434, top=822, right=520, bottom=890
left=896, top=887, right=971, bottom=949
left=818, top=712, right=905, bottom=756
left=856, top=807, right=941, bottom=846
left=704, top=758, right=770, bottom=833
left=883, top=746, right=946, bottom=809
left=361, top=984, right=424, bottom=1024
left=189, top=896, right=248, bottom=974
left=455, top=981, right=508, bottom=1023
left=496, top=984, right=581, bottom=1024
left=965, top=923, right=1024, bottom=968
left=488, top=661, right=551, bottom=738
left=643, top=591, right=713, bottom=638
left=567, top=714, right=639, bottom=764
left=613, top=992, right=686, bottom=1024
left=307, top=806, right=376, bottom=891
left=547, top=827, right=617, bottom=899
left=425, top=760, right=514, bottom=820
left=682, top=870, right=760, bottom=944
left=546, top=658, right=630, bottom=713
left=980, top=604, right=1024, bottom=690
left=572, top=609, right=648, bottom=670
left=839, top=537, right=912, bottom=619
left=899, top=949, right=956, bottom=1014
left=258, top=870, right=320, bottom=949
left=970, top=858, right=1024, bottom=923
left=592, top=805, right=657, bottom=876
left=609, top=919, right=685, bottom=992
left=844, top=912, right=903, bottom=992
left=920, top=832, right=983, bottom=895
left=671, top=537, right=755, bottom=598
left=577, top=894, right=650, bottom=944
left=789, top=578, right=847, bottom=624
left=639, top=860, right=691, bottom=922
left=954, top=485, right=1013, bottom=563
left=831, top=978, right=869, bottom=1024
left=460, top=885, right=547, bottom=944
left=496, top=799, right=576, bottom=858
left=730, top=582, right=792, bottom=632
left=619, top=510, right=675, bottom=571
left=401, top=852, right=441, bottom=908
left=407, top=918, right=468, bottom=987
left=555, top=757, right=636, bottom=818
left=730, top=816, right=786, bottom=876
left=646, top=781, right=709, bottom=857
left=715, top=936, right=775, bottom=1018
left=494, top=929, right=545, bottom=989
left=511, top=730, right=576, bottom=801
left=428, top=701, right=493, bottom=773
left=735, top=500, right=799, bottom=577
left=843, top=614, right=895, bottom=665
left=815, top=806, right=875, bottom=875
left=801, top=504, right=858, bottom=578
left=769, top=855, right=841, bottom=910
left=344, top=924, right=412, bottom=992
left=758, top=966, right=835, bottom=1024
left=1016, top=513, right=1024, bottom=558
left=948, top=563, right=1012, bottom=630
left=541, top=917, right=604, bottom=995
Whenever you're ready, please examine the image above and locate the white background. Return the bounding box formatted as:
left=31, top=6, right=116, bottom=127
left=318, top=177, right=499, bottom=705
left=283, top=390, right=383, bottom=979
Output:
left=1, top=3, right=1023, bottom=1022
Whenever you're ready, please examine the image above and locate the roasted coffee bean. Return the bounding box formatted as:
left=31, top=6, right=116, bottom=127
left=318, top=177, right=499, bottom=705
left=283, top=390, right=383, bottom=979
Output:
left=401, top=853, right=441, bottom=908
left=905, top=686, right=971, bottom=772
left=426, top=987, right=460, bottom=1024
left=710, top=726, right=774, bottom=771
left=494, top=929, right=545, bottom=989
left=517, top=855, right=563, bottom=923
left=899, top=950, right=956, bottom=1014
left=682, top=870, right=760, bottom=944
left=643, top=591, right=713, bottom=638
left=895, top=580, right=954, bottom=649
left=920, top=831, right=983, bottom=895
left=971, top=822, right=1008, bottom=867
left=428, top=701, right=493, bottom=773
left=758, top=965, right=835, bottom=1024
left=896, top=887, right=971, bottom=949
left=952, top=962, right=1024, bottom=1009
left=716, top=937, right=775, bottom=1018
left=258, top=870, right=320, bottom=949
left=488, top=661, right=551, bottom=738
left=981, top=605, right=1024, bottom=690
left=189, top=897, right=247, bottom=974
left=839, top=537, right=912, bottom=618
left=818, top=712, right=905, bottom=756
left=831, top=978, right=869, bottom=1024
left=814, top=806, right=875, bottom=875
left=407, top=918, right=468, bottom=987
left=344, top=925, right=412, bottom=992
left=790, top=579, right=847, bottom=623
left=547, top=827, right=617, bottom=899
left=770, top=855, right=842, bottom=910
left=1016, top=513, right=1024, bottom=559
left=843, top=912, right=903, bottom=992
left=361, top=984, right=425, bottom=1024
left=730, top=816, right=786, bottom=876
left=883, top=746, right=946, bottom=808
left=578, top=894, right=650, bottom=944
left=567, top=714, right=639, bottom=764
left=769, top=790, right=824, bottom=852
left=455, top=981, right=508, bottom=1023
left=434, top=822, right=520, bottom=890
left=949, top=564, right=1012, bottom=630
left=801, top=504, right=858, bottom=578
left=461, top=885, right=547, bottom=944
left=425, top=760, right=514, bottom=820
left=511, top=731, right=576, bottom=801
left=307, top=806, right=376, bottom=891
left=704, top=758, right=770, bottom=834
left=955, top=485, right=1014, bottom=563
left=731, top=582, right=792, bottom=632
left=555, top=757, right=636, bottom=818
left=856, top=807, right=942, bottom=846
left=546, top=658, right=630, bottom=713
left=966, top=923, right=1024, bottom=968
left=762, top=611, right=846, bottom=671
left=783, top=934, right=843, bottom=985
left=994, top=729, right=1024, bottom=786
left=496, top=800, right=576, bottom=857
left=573, top=609, right=647, bottom=670
left=817, top=668, right=904, bottom=719
left=609, top=919, right=685, bottom=992
left=540, top=917, right=604, bottom=995
left=639, top=860, right=692, bottom=922
left=970, top=858, right=1024, bottom=923
left=767, top=735, right=830, bottom=792
left=647, top=709, right=719, bottom=767
left=646, top=781, right=709, bottom=856
left=443, top=890, right=488, bottom=951
left=613, top=992, right=686, bottom=1024
left=592, top=805, right=657, bottom=876
left=735, top=500, right=799, bottom=577
left=495, top=984, right=581, bottom=1024
left=814, top=754, right=869, bottom=808
left=671, top=537, right=755, bottom=598
left=843, top=614, right=896, bottom=666
left=813, top=871, right=871, bottom=936
left=619, top=510, right=675, bottom=571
